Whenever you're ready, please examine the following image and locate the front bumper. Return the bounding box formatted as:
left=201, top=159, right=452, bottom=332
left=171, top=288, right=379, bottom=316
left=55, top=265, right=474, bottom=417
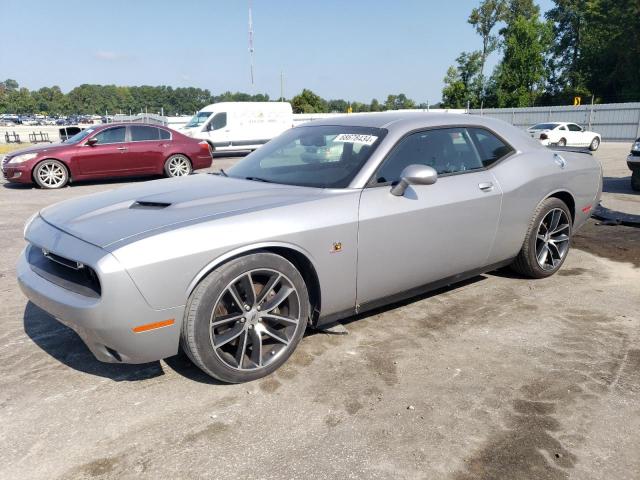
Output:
left=2, top=163, right=31, bottom=183
left=627, top=153, right=640, bottom=171
left=17, top=216, right=184, bottom=364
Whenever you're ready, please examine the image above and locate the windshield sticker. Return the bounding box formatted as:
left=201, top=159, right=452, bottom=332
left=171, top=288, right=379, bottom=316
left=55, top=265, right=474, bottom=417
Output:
left=333, top=133, right=378, bottom=145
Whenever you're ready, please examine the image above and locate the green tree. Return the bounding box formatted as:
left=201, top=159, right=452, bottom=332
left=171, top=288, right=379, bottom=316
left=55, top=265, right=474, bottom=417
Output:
left=496, top=15, right=552, bottom=106
left=369, top=98, right=382, bottom=111
left=468, top=0, right=506, bottom=102
left=384, top=93, right=415, bottom=110
left=327, top=99, right=348, bottom=112
left=442, top=51, right=483, bottom=108
left=291, top=89, right=327, bottom=113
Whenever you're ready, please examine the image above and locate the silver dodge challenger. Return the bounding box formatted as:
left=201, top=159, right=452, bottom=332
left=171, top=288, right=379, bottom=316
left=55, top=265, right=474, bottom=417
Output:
left=17, top=113, right=602, bottom=383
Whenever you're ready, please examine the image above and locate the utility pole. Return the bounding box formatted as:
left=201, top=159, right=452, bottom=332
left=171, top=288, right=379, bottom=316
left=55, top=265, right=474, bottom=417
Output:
left=280, top=71, right=284, bottom=102
left=248, top=0, right=255, bottom=90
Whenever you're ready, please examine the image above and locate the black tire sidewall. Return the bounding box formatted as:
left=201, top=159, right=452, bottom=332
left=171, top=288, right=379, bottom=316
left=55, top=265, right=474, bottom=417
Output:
left=164, top=155, right=192, bottom=177
left=33, top=159, right=68, bottom=189
left=186, top=253, right=309, bottom=383
left=631, top=170, right=640, bottom=191
left=524, top=198, right=572, bottom=278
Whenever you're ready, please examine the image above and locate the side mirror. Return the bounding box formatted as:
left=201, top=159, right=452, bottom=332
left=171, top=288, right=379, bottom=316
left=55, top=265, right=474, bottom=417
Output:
left=390, top=164, right=438, bottom=196
left=86, top=137, right=98, bottom=146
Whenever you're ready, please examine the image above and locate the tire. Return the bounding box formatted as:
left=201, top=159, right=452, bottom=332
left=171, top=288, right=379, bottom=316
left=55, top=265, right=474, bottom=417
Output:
left=557, top=138, right=567, bottom=147
left=589, top=137, right=600, bottom=151
left=511, top=197, right=572, bottom=278
left=33, top=159, right=69, bottom=189
left=631, top=169, right=640, bottom=192
left=181, top=253, right=310, bottom=383
left=164, top=154, right=192, bottom=178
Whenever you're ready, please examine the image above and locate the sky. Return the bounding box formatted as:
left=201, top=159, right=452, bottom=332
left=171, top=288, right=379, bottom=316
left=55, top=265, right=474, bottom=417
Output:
left=1, top=0, right=554, bottom=104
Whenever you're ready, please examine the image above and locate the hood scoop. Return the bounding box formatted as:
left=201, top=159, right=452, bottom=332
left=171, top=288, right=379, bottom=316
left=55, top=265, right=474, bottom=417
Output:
left=130, top=200, right=172, bottom=209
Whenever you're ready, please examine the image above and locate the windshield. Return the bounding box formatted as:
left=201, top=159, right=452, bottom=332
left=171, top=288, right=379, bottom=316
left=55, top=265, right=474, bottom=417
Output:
left=63, top=127, right=97, bottom=144
left=185, top=111, right=212, bottom=128
left=226, top=125, right=386, bottom=188
left=531, top=123, right=558, bottom=130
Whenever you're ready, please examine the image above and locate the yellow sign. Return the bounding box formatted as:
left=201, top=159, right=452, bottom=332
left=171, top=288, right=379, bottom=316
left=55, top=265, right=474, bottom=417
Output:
left=347, top=106, right=353, bottom=114
left=573, top=96, right=581, bottom=106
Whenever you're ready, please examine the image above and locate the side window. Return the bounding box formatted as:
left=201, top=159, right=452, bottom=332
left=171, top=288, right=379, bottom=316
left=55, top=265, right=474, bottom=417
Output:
left=375, top=127, right=483, bottom=184
left=568, top=124, right=582, bottom=132
left=467, top=128, right=514, bottom=167
left=159, top=128, right=171, bottom=140
left=558, top=125, right=567, bottom=131
left=93, top=127, right=125, bottom=144
left=208, top=113, right=227, bottom=131
left=130, top=126, right=159, bottom=141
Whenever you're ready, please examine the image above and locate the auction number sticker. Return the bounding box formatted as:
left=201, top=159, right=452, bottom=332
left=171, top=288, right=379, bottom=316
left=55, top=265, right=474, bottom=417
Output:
left=333, top=133, right=378, bottom=145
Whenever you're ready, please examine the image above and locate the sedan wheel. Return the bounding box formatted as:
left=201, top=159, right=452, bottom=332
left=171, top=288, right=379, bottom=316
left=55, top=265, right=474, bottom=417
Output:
left=181, top=253, right=309, bottom=383
left=589, top=137, right=600, bottom=151
left=164, top=154, right=192, bottom=177
left=33, top=160, right=68, bottom=189
left=557, top=138, right=567, bottom=147
left=511, top=197, right=572, bottom=278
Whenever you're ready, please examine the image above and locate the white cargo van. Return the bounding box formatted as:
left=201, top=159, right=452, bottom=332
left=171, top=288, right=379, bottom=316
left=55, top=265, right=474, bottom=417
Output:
left=180, top=102, right=293, bottom=152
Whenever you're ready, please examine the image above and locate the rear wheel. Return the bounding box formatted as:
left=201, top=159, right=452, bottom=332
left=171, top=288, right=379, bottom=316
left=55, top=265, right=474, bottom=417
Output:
left=557, top=138, right=567, bottom=147
left=511, top=198, right=572, bottom=278
left=589, top=137, right=600, bottom=151
left=33, top=159, right=68, bottom=189
left=164, top=154, right=192, bottom=177
left=181, top=253, right=310, bottom=383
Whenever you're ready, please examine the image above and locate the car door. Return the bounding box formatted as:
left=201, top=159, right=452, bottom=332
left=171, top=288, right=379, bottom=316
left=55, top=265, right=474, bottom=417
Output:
left=205, top=112, right=230, bottom=149
left=76, top=126, right=127, bottom=176
left=125, top=125, right=164, bottom=173
left=356, top=127, right=505, bottom=306
left=566, top=123, right=585, bottom=146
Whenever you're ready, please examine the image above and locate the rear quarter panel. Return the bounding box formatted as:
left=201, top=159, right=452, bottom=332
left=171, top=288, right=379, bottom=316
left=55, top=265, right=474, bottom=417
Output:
left=488, top=148, right=601, bottom=264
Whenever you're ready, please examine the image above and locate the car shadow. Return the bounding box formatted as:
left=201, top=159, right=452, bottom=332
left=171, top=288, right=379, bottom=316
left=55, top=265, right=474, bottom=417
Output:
left=603, top=176, right=635, bottom=194
left=23, top=301, right=164, bottom=381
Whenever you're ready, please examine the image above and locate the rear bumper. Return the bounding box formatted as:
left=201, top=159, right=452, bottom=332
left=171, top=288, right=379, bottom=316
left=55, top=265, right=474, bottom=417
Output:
left=17, top=217, right=184, bottom=364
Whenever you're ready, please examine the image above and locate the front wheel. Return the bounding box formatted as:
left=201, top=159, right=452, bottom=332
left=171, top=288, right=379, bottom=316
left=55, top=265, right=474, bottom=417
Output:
left=164, top=154, right=192, bottom=177
left=511, top=198, right=572, bottom=278
left=33, top=159, right=69, bottom=189
left=181, top=253, right=310, bottom=383
left=589, top=137, right=600, bottom=151
left=557, top=138, right=567, bottom=147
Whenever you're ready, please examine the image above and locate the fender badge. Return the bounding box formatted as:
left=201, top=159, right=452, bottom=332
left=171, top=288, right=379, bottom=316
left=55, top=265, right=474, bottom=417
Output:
left=331, top=242, right=343, bottom=253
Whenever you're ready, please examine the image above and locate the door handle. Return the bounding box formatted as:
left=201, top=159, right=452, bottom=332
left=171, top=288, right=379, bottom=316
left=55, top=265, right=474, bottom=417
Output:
left=117, top=147, right=127, bottom=151
left=478, top=182, right=494, bottom=191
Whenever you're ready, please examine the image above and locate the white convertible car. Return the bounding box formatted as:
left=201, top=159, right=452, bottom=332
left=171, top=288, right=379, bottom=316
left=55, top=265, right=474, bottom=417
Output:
left=527, top=122, right=601, bottom=151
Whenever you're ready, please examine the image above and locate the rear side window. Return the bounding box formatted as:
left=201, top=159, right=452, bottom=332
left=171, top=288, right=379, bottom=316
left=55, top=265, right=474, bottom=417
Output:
left=93, top=127, right=125, bottom=144
left=159, top=128, right=171, bottom=140
left=467, top=128, right=513, bottom=167
left=130, top=126, right=159, bottom=141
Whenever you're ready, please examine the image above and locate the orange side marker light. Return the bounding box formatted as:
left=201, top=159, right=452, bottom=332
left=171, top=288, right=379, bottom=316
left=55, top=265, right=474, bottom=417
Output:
left=132, top=319, right=175, bottom=333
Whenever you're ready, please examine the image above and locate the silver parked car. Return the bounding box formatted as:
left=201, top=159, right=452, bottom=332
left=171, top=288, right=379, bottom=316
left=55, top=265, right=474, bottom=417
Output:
left=17, top=113, right=602, bottom=383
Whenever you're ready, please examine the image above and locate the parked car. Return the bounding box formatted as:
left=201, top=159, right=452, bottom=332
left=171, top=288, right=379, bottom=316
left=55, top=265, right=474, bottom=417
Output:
left=527, top=122, right=601, bottom=151
left=180, top=101, right=293, bottom=152
left=58, top=126, right=83, bottom=142
left=17, top=113, right=602, bottom=383
left=2, top=123, right=212, bottom=188
left=628, top=137, right=640, bottom=191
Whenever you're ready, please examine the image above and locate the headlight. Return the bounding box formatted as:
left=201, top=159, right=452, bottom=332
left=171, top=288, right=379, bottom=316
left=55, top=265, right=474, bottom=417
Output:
left=632, top=141, right=640, bottom=152
left=8, top=153, right=38, bottom=164
left=23, top=212, right=39, bottom=238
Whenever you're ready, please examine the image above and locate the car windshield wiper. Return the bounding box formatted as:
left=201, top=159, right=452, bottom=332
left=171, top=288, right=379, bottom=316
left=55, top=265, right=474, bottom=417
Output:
left=245, top=176, right=274, bottom=183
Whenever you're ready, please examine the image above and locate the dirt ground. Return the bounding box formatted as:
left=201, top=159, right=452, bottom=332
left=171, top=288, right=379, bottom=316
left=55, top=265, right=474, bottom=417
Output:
left=0, top=143, right=638, bottom=480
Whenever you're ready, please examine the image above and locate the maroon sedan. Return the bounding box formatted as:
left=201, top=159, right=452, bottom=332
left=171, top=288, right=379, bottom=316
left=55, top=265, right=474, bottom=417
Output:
left=2, top=123, right=212, bottom=189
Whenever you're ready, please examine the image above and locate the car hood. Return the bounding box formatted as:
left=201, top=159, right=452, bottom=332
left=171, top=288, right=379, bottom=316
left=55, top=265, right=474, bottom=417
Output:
left=4, top=142, right=69, bottom=158
left=39, top=174, right=333, bottom=248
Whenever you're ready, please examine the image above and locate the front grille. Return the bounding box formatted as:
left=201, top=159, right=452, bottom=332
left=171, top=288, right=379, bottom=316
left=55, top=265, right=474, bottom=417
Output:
left=28, top=246, right=101, bottom=298
left=631, top=151, right=640, bottom=157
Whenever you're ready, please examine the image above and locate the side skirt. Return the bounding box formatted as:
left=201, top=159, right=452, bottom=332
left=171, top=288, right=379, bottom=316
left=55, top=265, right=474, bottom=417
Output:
left=314, top=259, right=514, bottom=329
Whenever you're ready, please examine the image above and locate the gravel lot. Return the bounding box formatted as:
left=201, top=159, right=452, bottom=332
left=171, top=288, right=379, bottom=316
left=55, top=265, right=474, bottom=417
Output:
left=1, top=144, right=638, bottom=480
